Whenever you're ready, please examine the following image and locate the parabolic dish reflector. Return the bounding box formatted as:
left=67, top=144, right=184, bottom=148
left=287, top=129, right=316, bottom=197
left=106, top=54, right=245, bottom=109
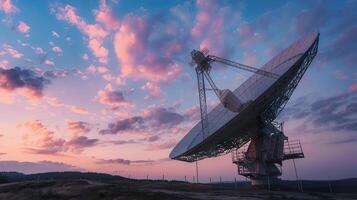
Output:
left=170, top=32, right=319, bottom=162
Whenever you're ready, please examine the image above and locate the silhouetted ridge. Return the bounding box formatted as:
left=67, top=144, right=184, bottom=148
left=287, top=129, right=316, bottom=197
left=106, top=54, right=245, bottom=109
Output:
left=0, top=171, right=127, bottom=183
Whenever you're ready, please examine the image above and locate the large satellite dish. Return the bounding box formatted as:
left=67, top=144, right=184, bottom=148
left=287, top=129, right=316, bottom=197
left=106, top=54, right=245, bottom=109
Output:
left=170, top=32, right=319, bottom=185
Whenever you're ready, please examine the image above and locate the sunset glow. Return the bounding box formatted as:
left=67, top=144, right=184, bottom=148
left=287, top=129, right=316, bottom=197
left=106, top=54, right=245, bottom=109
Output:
left=0, top=0, right=356, bottom=182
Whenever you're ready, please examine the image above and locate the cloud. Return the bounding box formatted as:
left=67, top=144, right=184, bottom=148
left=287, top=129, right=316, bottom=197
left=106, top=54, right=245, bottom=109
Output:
left=54, top=4, right=109, bottom=63
left=21, top=120, right=98, bottom=154
left=103, top=139, right=137, bottom=146
left=95, top=157, right=169, bottom=166
left=35, top=47, right=47, bottom=63
left=141, top=81, right=161, bottom=100
left=329, top=137, right=357, bottom=145
left=293, top=2, right=330, bottom=35
left=192, top=0, right=241, bottom=57
left=41, top=69, right=69, bottom=79
left=349, top=83, right=357, bottom=93
left=143, top=107, right=184, bottom=128
left=101, top=135, right=162, bottom=147
left=183, top=105, right=200, bottom=121
left=145, top=135, right=160, bottom=142
left=69, top=105, right=89, bottom=114
left=44, top=59, right=54, bottom=65
left=99, top=116, right=144, bottom=135
left=87, top=38, right=108, bottom=63
left=0, top=0, right=19, bottom=14
left=95, top=158, right=130, bottom=165
left=332, top=70, right=349, bottom=80
left=17, top=21, right=30, bottom=33
left=82, top=53, right=89, bottom=60
left=146, top=140, right=177, bottom=150
left=1, top=44, right=24, bottom=59
left=0, top=67, right=50, bottom=103
left=86, top=64, right=108, bottom=74
left=0, top=160, right=82, bottom=174
left=323, top=25, right=357, bottom=66
left=0, top=59, right=9, bottom=69
left=66, top=136, right=98, bottom=153
left=95, top=0, right=120, bottom=31
left=45, top=97, right=89, bottom=115
left=113, top=14, right=182, bottom=82
left=67, top=121, right=91, bottom=135
left=236, top=22, right=264, bottom=47
left=96, top=83, right=128, bottom=106
left=22, top=120, right=67, bottom=154
left=52, top=46, right=63, bottom=54
left=280, top=88, right=357, bottom=134
left=99, top=106, right=184, bottom=135
left=51, top=30, right=60, bottom=38
left=15, top=41, right=51, bottom=64
left=243, top=51, right=259, bottom=66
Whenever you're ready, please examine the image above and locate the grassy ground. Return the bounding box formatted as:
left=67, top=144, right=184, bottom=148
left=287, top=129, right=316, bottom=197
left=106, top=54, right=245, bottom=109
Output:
left=0, top=179, right=356, bottom=200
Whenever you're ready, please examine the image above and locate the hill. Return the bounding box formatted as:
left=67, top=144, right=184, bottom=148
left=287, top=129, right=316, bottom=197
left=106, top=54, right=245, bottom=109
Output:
left=0, top=171, right=127, bottom=183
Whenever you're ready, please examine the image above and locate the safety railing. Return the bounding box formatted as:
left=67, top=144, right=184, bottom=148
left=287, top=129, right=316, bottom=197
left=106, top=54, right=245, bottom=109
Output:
left=284, top=139, right=304, bottom=160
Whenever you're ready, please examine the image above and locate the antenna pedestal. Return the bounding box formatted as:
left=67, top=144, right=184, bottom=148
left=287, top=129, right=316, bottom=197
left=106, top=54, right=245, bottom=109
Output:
left=232, top=121, right=304, bottom=187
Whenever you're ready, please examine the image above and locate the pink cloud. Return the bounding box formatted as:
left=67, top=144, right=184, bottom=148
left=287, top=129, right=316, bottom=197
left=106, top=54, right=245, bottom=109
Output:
left=86, top=64, right=108, bottom=74
left=45, top=97, right=89, bottom=115
left=0, top=67, right=49, bottom=103
left=88, top=38, right=108, bottom=63
left=348, top=82, right=357, bottom=93
left=44, top=59, right=54, bottom=65
left=115, top=76, right=125, bottom=86
left=67, top=121, right=91, bottom=135
left=146, top=140, right=177, bottom=151
left=102, top=73, right=114, bottom=81
left=82, top=53, right=89, bottom=60
left=55, top=5, right=109, bottom=63
left=243, top=51, right=258, bottom=66
left=0, top=0, right=18, bottom=14
left=100, top=106, right=184, bottom=135
left=114, top=15, right=182, bottom=82
left=236, top=22, right=264, bottom=46
left=17, top=21, right=30, bottom=33
left=183, top=105, right=200, bottom=121
left=0, top=60, right=9, bottom=69
left=141, top=81, right=162, bottom=100
left=96, top=83, right=129, bottom=106
left=95, top=0, right=120, bottom=31
left=191, top=0, right=240, bottom=57
left=191, top=5, right=210, bottom=38
left=332, top=70, right=349, bottom=80
left=69, top=106, right=89, bottom=115
left=1, top=44, right=23, bottom=59
left=51, top=30, right=60, bottom=38
left=142, top=107, right=184, bottom=128
left=66, top=136, right=98, bottom=153
left=22, top=120, right=67, bottom=154
left=45, top=97, right=65, bottom=107
left=52, top=46, right=62, bottom=54
left=21, top=120, right=97, bottom=154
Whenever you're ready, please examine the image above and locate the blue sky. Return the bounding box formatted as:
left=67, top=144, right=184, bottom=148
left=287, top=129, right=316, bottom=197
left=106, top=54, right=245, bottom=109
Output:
left=0, top=0, right=356, bottom=181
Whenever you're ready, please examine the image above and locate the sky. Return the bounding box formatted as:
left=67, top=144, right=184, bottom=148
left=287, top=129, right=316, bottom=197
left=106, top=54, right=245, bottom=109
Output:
left=0, top=0, right=356, bottom=182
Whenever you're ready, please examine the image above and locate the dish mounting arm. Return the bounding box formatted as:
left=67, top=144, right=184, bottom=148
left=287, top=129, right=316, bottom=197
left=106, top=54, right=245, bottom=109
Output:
left=203, top=71, right=221, bottom=98
left=208, top=55, right=280, bottom=79
left=196, top=68, right=209, bottom=140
